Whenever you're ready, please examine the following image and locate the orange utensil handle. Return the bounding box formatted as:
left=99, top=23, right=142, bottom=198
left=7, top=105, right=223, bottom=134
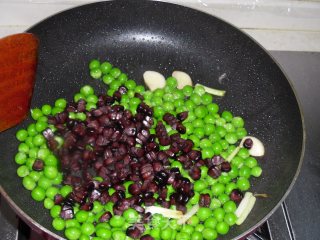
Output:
left=0, top=33, right=39, bottom=132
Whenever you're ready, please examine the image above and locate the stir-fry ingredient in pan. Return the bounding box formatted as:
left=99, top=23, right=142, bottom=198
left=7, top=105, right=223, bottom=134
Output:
left=14, top=58, right=264, bottom=240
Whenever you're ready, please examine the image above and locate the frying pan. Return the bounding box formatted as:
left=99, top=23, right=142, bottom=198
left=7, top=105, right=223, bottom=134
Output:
left=0, top=1, right=304, bottom=239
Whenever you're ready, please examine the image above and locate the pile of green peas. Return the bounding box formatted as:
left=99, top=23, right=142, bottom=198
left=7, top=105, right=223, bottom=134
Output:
left=13, top=58, right=262, bottom=240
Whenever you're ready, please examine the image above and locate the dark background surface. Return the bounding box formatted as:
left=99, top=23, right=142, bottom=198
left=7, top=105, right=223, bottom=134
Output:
left=0, top=50, right=319, bottom=240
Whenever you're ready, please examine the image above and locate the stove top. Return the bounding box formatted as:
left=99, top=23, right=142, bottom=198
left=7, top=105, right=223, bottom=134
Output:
left=1, top=51, right=319, bottom=240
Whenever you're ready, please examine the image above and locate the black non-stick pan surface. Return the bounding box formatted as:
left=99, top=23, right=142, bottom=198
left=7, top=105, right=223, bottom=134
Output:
left=0, top=1, right=304, bottom=239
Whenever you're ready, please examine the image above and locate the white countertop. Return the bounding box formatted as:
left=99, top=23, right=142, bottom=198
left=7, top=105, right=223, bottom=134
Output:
left=1, top=0, right=320, bottom=52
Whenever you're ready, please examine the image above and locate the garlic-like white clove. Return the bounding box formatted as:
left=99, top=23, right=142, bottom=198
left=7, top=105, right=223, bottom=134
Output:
left=235, top=192, right=253, bottom=218
left=236, top=194, right=256, bottom=225
left=241, top=136, right=265, bottom=157
left=143, top=71, right=166, bottom=91
left=172, top=71, right=193, bottom=89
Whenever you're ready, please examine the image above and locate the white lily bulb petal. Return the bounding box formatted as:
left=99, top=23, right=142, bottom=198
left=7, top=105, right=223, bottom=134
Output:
left=236, top=195, right=256, bottom=225
left=235, top=192, right=253, bottom=218
left=145, top=206, right=183, bottom=219
left=177, top=204, right=199, bottom=225
left=172, top=71, right=193, bottom=89
left=143, top=71, right=166, bottom=91
left=241, top=136, right=265, bottom=157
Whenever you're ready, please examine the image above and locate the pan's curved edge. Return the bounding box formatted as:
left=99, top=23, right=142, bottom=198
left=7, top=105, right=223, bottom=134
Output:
left=3, top=0, right=305, bottom=239
left=151, top=1, right=306, bottom=239
left=0, top=186, right=65, bottom=240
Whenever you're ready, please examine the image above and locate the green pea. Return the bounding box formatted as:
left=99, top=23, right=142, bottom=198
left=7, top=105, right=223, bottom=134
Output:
left=209, top=133, right=220, bottom=143
left=193, top=128, right=205, bottom=139
left=60, top=185, right=73, bottom=197
left=203, top=124, right=215, bottom=136
left=90, top=68, right=102, bottom=79
left=150, top=228, right=161, bottom=239
left=16, top=129, right=28, bottom=141
left=224, top=212, right=237, bottom=226
left=219, top=139, right=229, bottom=150
left=50, top=205, right=61, bottom=218
left=99, top=61, right=112, bottom=73
left=245, top=157, right=258, bottom=168
left=216, top=221, right=230, bottom=235
left=22, top=176, right=36, bottom=190
left=211, top=182, right=225, bottom=196
left=216, top=126, right=226, bottom=137
left=231, top=156, right=244, bottom=168
left=28, top=171, right=41, bottom=182
left=65, top=227, right=81, bottom=240
left=237, top=148, right=250, bottom=159
left=194, top=106, right=208, bottom=118
left=189, top=135, right=200, bottom=147
left=35, top=121, right=48, bottom=132
left=213, top=207, right=225, bottom=222
left=51, top=172, right=63, bottom=185
left=236, top=127, right=248, bottom=139
left=27, top=124, right=38, bottom=136
left=201, top=147, right=214, bottom=159
left=221, top=111, right=233, bottom=122
left=161, top=227, right=172, bottom=240
left=89, top=59, right=100, bottom=69
left=163, top=102, right=174, bottom=112
left=38, top=176, right=52, bottom=189
left=219, top=174, right=231, bottom=184
left=102, top=74, right=114, bottom=85
left=44, top=197, right=54, bottom=209
left=75, top=210, right=89, bottom=223
left=190, top=93, right=202, bottom=105
left=225, top=182, right=237, bottom=194
left=31, top=186, right=46, bottom=201
left=18, top=143, right=29, bottom=153
left=239, top=165, right=252, bottom=178
left=212, top=142, right=223, bottom=155
left=79, top=235, right=90, bottom=240
left=225, top=133, right=238, bottom=144
left=55, top=98, right=67, bottom=109
left=66, top=219, right=81, bottom=228
left=193, top=119, right=204, bottom=128
left=93, top=201, right=104, bottom=214
left=135, top=85, right=145, bottom=93
left=251, top=166, right=262, bottom=177
left=237, top=177, right=251, bottom=191
left=194, top=180, right=208, bottom=192
left=207, top=103, right=219, bottom=114
left=31, top=108, right=43, bottom=120
left=74, top=93, right=84, bottom=102
left=123, top=208, right=139, bottom=223
left=112, top=230, right=126, bottom=240
left=182, top=85, right=193, bottom=96
left=33, top=134, right=45, bottom=146
left=81, top=222, right=95, bottom=236
left=41, top=104, right=52, bottom=115
left=46, top=186, right=59, bottom=199
left=86, top=94, right=98, bottom=104
left=110, top=215, right=125, bottom=228
left=209, top=198, right=221, bottom=209
left=96, top=227, right=112, bottom=239
left=43, top=166, right=58, bottom=180
left=223, top=200, right=237, bottom=213
left=17, top=165, right=29, bottom=177
left=52, top=217, right=65, bottom=231
left=80, top=85, right=94, bottom=96
left=15, top=152, right=27, bottom=165
left=200, top=139, right=212, bottom=149
left=175, top=232, right=190, bottom=240
left=51, top=107, right=64, bottom=115
left=204, top=217, right=218, bottom=229
left=197, top=207, right=211, bottom=221
left=202, top=228, right=218, bottom=240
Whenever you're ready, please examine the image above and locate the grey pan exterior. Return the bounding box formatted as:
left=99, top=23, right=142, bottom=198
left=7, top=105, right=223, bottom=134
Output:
left=0, top=1, right=305, bottom=239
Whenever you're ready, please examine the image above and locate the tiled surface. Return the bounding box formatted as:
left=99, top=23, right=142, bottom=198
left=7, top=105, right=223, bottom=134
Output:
left=0, top=0, right=320, bottom=52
